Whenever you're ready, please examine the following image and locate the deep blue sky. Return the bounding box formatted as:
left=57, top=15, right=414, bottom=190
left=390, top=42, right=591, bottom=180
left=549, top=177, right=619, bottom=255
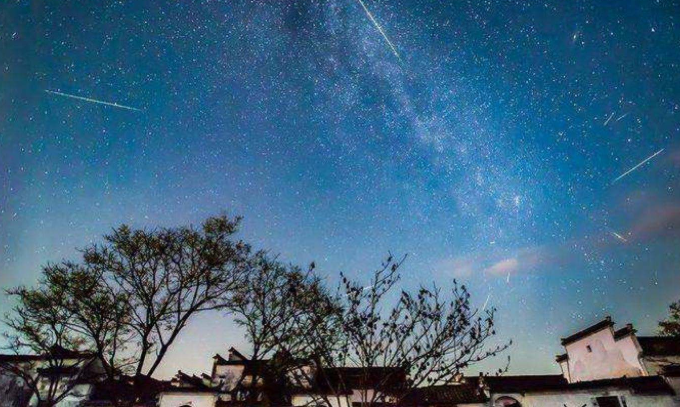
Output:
left=1, top=0, right=680, bottom=378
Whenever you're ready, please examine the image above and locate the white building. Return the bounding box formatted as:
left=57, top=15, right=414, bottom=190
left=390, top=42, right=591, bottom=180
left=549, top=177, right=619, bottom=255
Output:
left=0, top=348, right=169, bottom=407
left=406, top=316, right=680, bottom=407
left=556, top=316, right=680, bottom=383
left=4, top=316, right=678, bottom=407
left=0, top=346, right=107, bottom=407
left=158, top=347, right=404, bottom=407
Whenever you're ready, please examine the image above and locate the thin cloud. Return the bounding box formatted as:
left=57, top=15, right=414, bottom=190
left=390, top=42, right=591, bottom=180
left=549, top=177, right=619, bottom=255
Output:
left=629, top=203, right=680, bottom=241
left=435, top=199, right=680, bottom=280
left=485, top=258, right=520, bottom=276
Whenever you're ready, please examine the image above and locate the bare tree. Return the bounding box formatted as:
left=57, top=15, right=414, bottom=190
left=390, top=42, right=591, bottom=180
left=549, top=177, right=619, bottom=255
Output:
left=233, top=254, right=510, bottom=407
left=1, top=285, right=95, bottom=407
left=83, top=215, right=251, bottom=379
left=228, top=255, right=338, bottom=405
left=3, top=215, right=253, bottom=405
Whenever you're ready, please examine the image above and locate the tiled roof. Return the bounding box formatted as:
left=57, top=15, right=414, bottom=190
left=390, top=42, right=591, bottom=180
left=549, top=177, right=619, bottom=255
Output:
left=482, top=375, right=567, bottom=393
left=567, top=376, right=674, bottom=395
left=484, top=374, right=673, bottom=395
left=214, top=353, right=228, bottom=365
left=86, top=375, right=172, bottom=404
left=399, top=375, right=675, bottom=406
left=319, top=367, right=407, bottom=391
left=637, top=336, right=680, bottom=357
left=0, top=354, right=43, bottom=363
left=401, top=383, right=486, bottom=405
left=613, top=325, right=636, bottom=340
left=560, top=317, right=614, bottom=346
left=174, top=370, right=215, bottom=390
left=0, top=346, right=92, bottom=364
left=661, top=364, right=680, bottom=377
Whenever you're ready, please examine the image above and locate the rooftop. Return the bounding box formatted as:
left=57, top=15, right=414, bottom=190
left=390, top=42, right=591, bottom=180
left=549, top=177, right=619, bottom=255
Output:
left=402, top=382, right=486, bottom=405
left=560, top=316, right=614, bottom=346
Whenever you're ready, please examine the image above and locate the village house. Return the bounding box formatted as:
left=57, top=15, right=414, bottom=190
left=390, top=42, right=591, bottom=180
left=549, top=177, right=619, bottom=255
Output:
left=406, top=316, right=680, bottom=407
left=0, top=346, right=108, bottom=407
left=2, top=316, right=679, bottom=407
left=0, top=347, right=168, bottom=407
left=158, top=347, right=405, bottom=407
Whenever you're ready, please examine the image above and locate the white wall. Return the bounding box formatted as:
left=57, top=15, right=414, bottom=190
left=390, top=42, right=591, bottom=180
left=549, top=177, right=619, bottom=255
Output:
left=213, top=364, right=244, bottom=389
left=28, top=383, right=93, bottom=407
left=492, top=390, right=679, bottom=407
left=292, top=393, right=352, bottom=407
left=158, top=392, right=218, bottom=407
left=349, top=389, right=395, bottom=404
left=54, top=383, right=92, bottom=407
left=564, top=327, right=645, bottom=382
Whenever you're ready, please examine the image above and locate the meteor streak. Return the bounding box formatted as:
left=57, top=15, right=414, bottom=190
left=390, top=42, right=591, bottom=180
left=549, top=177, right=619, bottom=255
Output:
left=612, top=148, right=664, bottom=183
left=355, top=0, right=402, bottom=62
left=604, top=112, right=615, bottom=126
left=482, top=293, right=491, bottom=311
left=616, top=112, right=630, bottom=122
left=45, top=90, right=142, bottom=112
left=610, top=231, right=628, bottom=243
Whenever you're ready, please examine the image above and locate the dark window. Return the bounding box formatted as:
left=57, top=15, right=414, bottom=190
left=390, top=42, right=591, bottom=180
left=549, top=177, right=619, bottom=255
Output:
left=595, top=396, right=622, bottom=407
left=586, top=345, right=592, bottom=352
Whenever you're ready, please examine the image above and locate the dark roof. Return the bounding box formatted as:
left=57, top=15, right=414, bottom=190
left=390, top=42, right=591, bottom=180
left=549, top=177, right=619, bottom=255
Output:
left=482, top=375, right=567, bottom=393
left=320, top=367, right=407, bottom=391
left=214, top=353, right=228, bottom=364
left=37, top=365, right=80, bottom=376
left=0, top=354, right=43, bottom=363
left=86, top=375, right=172, bottom=404
left=555, top=353, right=568, bottom=363
left=483, top=375, right=673, bottom=395
left=561, top=317, right=614, bottom=346
left=229, top=347, right=248, bottom=361
left=567, top=376, right=675, bottom=395
left=661, top=364, right=680, bottom=377
left=399, top=375, right=674, bottom=406
left=214, top=356, right=271, bottom=370
left=0, top=346, right=92, bottom=365
left=215, top=401, right=273, bottom=407
left=174, top=370, right=215, bottom=390
left=614, top=325, right=636, bottom=340
left=401, top=383, right=487, bottom=405
left=161, top=386, right=219, bottom=394
left=637, top=336, right=680, bottom=357
left=48, top=345, right=92, bottom=359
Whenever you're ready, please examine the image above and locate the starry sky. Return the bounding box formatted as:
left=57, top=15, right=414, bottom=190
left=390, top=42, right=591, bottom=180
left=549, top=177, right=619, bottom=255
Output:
left=1, top=0, right=680, bottom=378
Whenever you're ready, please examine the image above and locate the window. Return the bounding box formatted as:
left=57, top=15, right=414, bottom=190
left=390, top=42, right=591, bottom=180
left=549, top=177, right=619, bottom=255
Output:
left=595, top=396, right=622, bottom=407
left=586, top=345, right=592, bottom=352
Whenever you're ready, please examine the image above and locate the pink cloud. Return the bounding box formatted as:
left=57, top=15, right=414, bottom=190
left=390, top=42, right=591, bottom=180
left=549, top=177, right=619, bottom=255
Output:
left=484, top=257, right=519, bottom=275
left=629, top=203, right=680, bottom=241
left=435, top=199, right=680, bottom=280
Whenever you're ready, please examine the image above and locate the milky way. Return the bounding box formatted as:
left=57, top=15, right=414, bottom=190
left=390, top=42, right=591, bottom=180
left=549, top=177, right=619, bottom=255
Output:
left=1, top=0, right=679, bottom=377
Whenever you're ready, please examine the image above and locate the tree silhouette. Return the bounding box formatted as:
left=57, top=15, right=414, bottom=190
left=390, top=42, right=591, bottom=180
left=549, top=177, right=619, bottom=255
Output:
left=3, top=215, right=253, bottom=405
left=232, top=254, right=510, bottom=407
left=659, top=300, right=680, bottom=337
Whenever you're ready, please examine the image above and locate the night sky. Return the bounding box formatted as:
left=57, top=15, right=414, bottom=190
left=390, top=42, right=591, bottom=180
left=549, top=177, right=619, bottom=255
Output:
left=2, top=0, right=680, bottom=378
